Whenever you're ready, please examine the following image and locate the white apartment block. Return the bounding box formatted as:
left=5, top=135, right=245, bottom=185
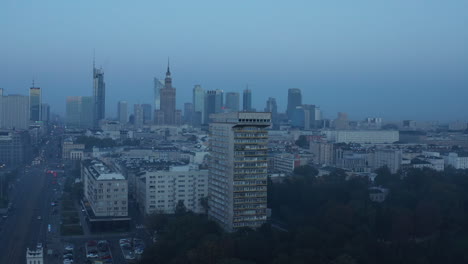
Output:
left=323, top=130, right=399, bottom=144
left=273, top=153, right=308, bottom=174
left=372, top=149, right=402, bottom=174
left=445, top=153, right=468, bottom=169
left=208, top=112, right=271, bottom=232
left=137, top=165, right=208, bottom=215
left=82, top=159, right=128, bottom=217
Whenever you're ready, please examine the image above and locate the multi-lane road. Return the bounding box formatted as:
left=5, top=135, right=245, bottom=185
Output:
left=0, top=136, right=62, bottom=263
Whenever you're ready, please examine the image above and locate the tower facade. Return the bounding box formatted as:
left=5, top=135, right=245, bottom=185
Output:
left=287, top=88, right=302, bottom=119
left=242, top=88, right=252, bottom=111
left=117, top=101, right=128, bottom=124
left=154, top=78, right=164, bottom=111
left=159, top=62, right=176, bottom=125
left=193, top=85, right=205, bottom=124
left=93, top=64, right=106, bottom=128
left=29, top=86, right=41, bottom=121
left=225, top=92, right=240, bottom=112
left=208, top=112, right=271, bottom=231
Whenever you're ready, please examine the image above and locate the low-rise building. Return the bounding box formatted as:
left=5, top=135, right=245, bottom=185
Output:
left=371, top=148, right=402, bottom=174
left=322, top=130, right=399, bottom=144
left=62, top=137, right=85, bottom=160
left=445, top=152, right=468, bottom=169
left=82, top=159, right=128, bottom=217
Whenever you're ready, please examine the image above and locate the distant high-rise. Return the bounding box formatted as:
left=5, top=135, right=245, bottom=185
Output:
left=154, top=78, right=164, bottom=111
left=142, top=104, right=152, bottom=125
left=29, top=85, right=41, bottom=121
left=264, top=97, right=278, bottom=121
left=242, top=88, right=252, bottom=111
left=193, top=85, right=205, bottom=124
left=66, top=96, right=93, bottom=129
left=159, top=61, right=176, bottom=125
left=0, top=93, right=30, bottom=130
left=205, top=90, right=217, bottom=123
left=93, top=62, right=106, bottom=128
left=134, top=104, right=143, bottom=129
left=41, top=103, right=50, bottom=122
left=117, top=101, right=128, bottom=124
left=215, top=89, right=224, bottom=113
left=287, top=88, right=302, bottom=119
left=208, top=112, right=271, bottom=232
left=225, top=92, right=240, bottom=112
left=184, top=102, right=194, bottom=124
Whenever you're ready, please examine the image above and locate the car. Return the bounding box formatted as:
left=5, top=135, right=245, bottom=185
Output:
left=37, top=216, right=42, bottom=220
left=86, top=253, right=98, bottom=258
left=64, top=245, right=74, bottom=251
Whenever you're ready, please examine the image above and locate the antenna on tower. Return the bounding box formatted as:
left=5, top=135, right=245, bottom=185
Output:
left=93, top=49, right=96, bottom=69
left=32, top=76, right=35, bottom=87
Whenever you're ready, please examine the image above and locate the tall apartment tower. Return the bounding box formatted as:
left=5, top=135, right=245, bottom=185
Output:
left=29, top=85, right=41, bottom=121
left=242, top=88, right=252, bottom=111
left=160, top=61, right=176, bottom=125
left=117, top=101, right=128, bottom=124
left=193, top=85, right=205, bottom=124
left=93, top=62, right=106, bottom=128
left=154, top=78, right=164, bottom=111
left=208, top=112, right=271, bottom=231
left=225, top=92, right=240, bottom=112
left=286, top=88, right=302, bottom=119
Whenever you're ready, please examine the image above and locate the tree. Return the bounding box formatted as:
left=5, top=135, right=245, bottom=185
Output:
left=295, top=135, right=309, bottom=148
left=175, top=200, right=187, bottom=215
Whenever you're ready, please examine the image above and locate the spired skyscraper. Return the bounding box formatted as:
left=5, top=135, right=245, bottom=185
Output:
left=159, top=61, right=176, bottom=125
left=287, top=88, right=302, bottom=120
left=29, top=83, right=41, bottom=122
left=93, top=60, right=106, bottom=128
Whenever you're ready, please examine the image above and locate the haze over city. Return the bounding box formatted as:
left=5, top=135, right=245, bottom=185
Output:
left=2, top=0, right=467, bottom=121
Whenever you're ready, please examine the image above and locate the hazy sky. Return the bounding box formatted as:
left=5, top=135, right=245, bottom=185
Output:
left=1, top=0, right=467, bottom=122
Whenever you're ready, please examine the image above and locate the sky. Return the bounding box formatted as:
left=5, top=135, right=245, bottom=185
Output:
left=1, top=0, right=467, bottom=122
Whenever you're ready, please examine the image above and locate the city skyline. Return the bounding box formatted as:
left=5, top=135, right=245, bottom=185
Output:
left=2, top=1, right=468, bottom=122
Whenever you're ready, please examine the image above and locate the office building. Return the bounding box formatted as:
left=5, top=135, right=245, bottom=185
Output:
left=62, top=137, right=85, bottom=160
left=205, top=90, right=217, bottom=123
left=136, top=165, right=209, bottom=215
left=160, top=62, right=176, bottom=125
left=372, top=149, right=402, bottom=174
left=184, top=102, right=194, bottom=123
left=193, top=85, right=205, bottom=124
left=82, top=159, right=128, bottom=217
left=66, top=96, right=93, bottom=129
left=334, top=112, right=349, bottom=130
left=41, top=103, right=50, bottom=122
left=310, top=141, right=334, bottom=165
left=264, top=97, right=277, bottom=122
left=286, top=88, right=302, bottom=119
left=0, top=130, right=32, bottom=167
left=0, top=93, right=30, bottom=130
left=29, top=86, right=41, bottom=121
left=208, top=112, right=271, bottom=231
left=225, top=92, right=240, bottom=112
left=93, top=63, right=106, bottom=128
left=134, top=104, right=144, bottom=129
left=117, top=101, right=128, bottom=124
left=142, top=104, right=152, bottom=125
left=154, top=78, right=164, bottom=111
left=242, top=88, right=252, bottom=111
left=215, top=89, right=224, bottom=113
